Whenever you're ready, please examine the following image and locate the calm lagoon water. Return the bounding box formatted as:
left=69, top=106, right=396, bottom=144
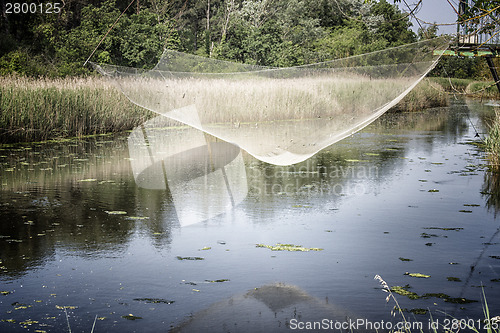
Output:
left=1, top=99, right=499, bottom=332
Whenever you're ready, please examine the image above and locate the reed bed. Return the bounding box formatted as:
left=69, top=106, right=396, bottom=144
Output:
left=117, top=73, right=441, bottom=124
left=0, top=74, right=447, bottom=144
left=0, top=76, right=152, bottom=143
left=485, top=109, right=500, bottom=168
left=391, top=79, right=448, bottom=112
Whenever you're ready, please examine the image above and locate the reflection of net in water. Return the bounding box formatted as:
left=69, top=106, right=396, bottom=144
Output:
left=95, top=37, right=449, bottom=165
left=127, top=115, right=247, bottom=226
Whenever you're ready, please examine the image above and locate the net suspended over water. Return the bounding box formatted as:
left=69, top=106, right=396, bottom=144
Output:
left=93, top=37, right=449, bottom=165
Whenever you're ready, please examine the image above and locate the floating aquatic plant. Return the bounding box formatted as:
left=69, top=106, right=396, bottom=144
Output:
left=255, top=243, right=323, bottom=252
left=176, top=256, right=204, bottom=261
left=122, top=314, right=142, bottom=320
left=404, top=272, right=431, bottom=278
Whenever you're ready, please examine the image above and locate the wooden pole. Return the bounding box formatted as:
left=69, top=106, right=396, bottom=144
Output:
left=486, top=56, right=500, bottom=94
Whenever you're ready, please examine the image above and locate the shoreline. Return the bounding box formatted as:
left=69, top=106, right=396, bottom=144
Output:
left=0, top=75, right=489, bottom=145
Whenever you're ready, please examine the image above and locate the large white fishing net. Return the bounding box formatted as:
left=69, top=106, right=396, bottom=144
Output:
left=93, top=37, right=449, bottom=165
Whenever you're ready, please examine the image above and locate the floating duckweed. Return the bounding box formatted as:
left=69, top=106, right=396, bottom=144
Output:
left=256, top=243, right=323, bottom=252
left=424, top=227, right=463, bottom=231
left=391, top=285, right=420, bottom=300
left=176, top=256, right=204, bottom=261
left=14, top=305, right=32, bottom=310
left=345, top=159, right=369, bottom=163
left=200, top=247, right=211, bottom=251
left=126, top=216, right=149, bottom=220
left=421, top=233, right=439, bottom=238
left=1, top=290, right=12, bottom=295
left=428, top=189, right=439, bottom=192
left=398, top=257, right=413, bottom=262
left=404, top=272, right=431, bottom=278
left=133, top=298, right=174, bottom=304
left=410, top=308, right=428, bottom=315
left=105, top=211, right=127, bottom=215
left=55, top=305, right=77, bottom=309
left=447, top=277, right=462, bottom=282
left=19, top=320, right=38, bottom=325
left=205, top=279, right=230, bottom=283
left=1, top=319, right=15, bottom=323
left=443, top=297, right=477, bottom=304
left=122, top=314, right=142, bottom=320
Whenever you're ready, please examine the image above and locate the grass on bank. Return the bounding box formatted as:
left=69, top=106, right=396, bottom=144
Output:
left=0, top=76, right=153, bottom=143
left=430, top=77, right=500, bottom=99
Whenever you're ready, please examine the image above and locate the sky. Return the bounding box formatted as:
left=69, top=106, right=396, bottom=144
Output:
left=396, top=0, right=461, bottom=35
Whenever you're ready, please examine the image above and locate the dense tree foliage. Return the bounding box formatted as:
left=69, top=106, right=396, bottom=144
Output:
left=0, top=0, right=480, bottom=77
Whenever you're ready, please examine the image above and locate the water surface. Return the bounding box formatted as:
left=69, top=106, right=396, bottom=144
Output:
left=0, top=99, right=499, bottom=332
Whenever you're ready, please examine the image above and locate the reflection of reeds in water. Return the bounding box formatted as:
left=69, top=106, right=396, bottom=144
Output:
left=0, top=76, right=152, bottom=143
left=485, top=110, right=500, bottom=168
left=482, top=170, right=500, bottom=217
left=483, top=110, right=500, bottom=216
